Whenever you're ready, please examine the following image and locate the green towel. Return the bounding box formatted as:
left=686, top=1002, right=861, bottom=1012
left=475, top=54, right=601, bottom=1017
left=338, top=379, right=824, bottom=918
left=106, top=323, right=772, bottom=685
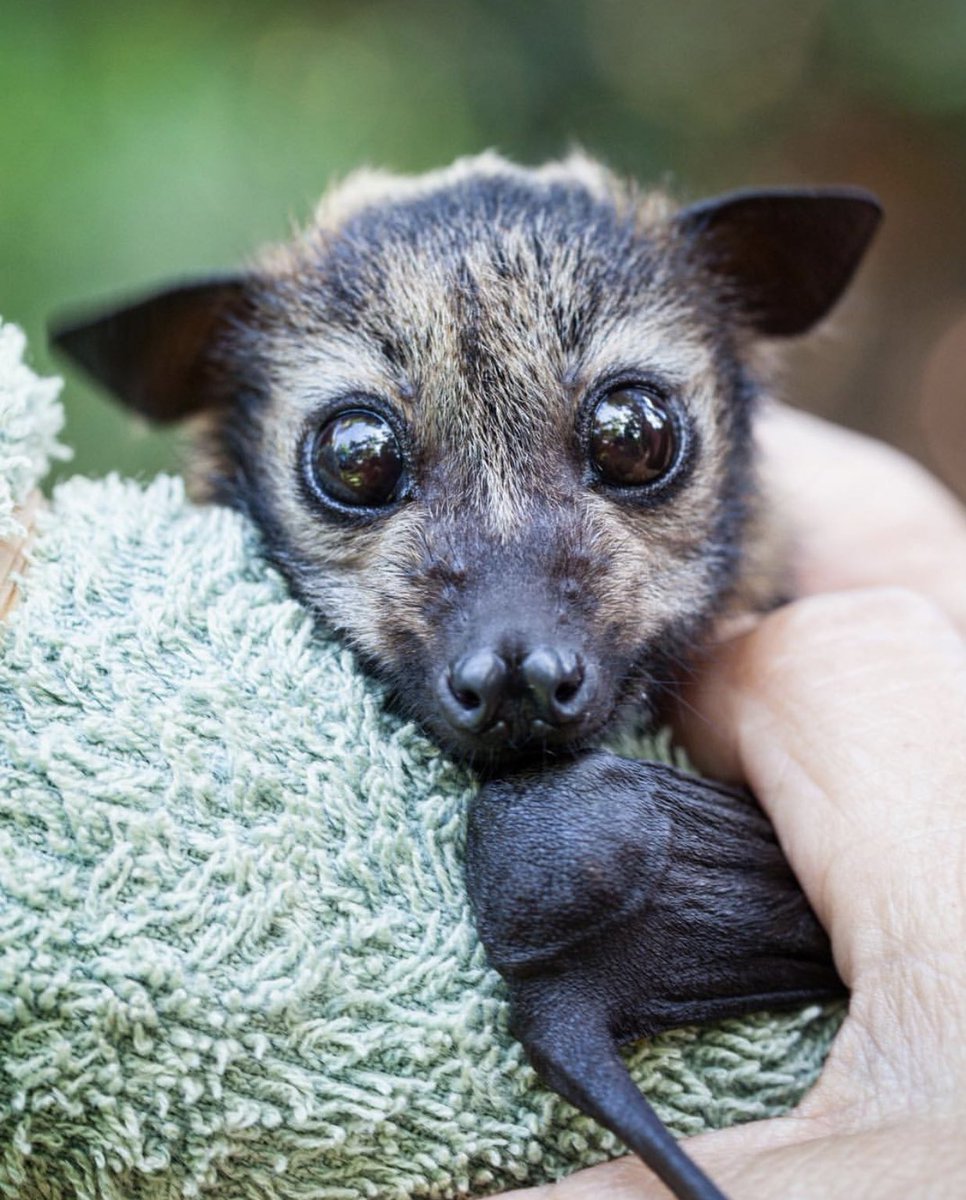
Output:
left=0, top=319, right=841, bottom=1199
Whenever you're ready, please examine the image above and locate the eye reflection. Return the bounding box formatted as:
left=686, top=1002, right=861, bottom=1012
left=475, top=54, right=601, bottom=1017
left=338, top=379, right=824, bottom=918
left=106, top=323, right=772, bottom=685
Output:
left=309, top=410, right=404, bottom=507
left=588, top=388, right=678, bottom=487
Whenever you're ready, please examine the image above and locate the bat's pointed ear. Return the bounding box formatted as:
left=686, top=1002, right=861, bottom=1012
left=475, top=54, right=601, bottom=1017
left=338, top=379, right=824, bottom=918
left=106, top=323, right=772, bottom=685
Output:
left=675, top=187, right=883, bottom=336
left=49, top=275, right=252, bottom=423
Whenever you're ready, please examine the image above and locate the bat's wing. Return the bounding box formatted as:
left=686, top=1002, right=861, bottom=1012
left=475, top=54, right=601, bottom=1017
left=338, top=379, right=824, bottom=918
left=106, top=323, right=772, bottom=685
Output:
left=467, top=751, right=843, bottom=1033
left=466, top=752, right=843, bottom=1200
left=465, top=754, right=673, bottom=974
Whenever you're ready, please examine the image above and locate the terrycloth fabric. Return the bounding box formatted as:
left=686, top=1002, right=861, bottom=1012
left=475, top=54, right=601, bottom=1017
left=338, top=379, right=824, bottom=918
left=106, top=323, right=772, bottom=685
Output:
left=0, top=323, right=842, bottom=1199
left=0, top=322, right=68, bottom=540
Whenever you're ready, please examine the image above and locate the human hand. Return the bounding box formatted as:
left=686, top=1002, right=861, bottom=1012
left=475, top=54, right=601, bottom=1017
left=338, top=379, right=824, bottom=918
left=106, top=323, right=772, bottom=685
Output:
left=492, top=412, right=966, bottom=1199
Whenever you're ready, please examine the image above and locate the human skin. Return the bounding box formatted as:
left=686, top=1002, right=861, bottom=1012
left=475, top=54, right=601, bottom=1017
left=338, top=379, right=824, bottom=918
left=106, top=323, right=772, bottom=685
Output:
left=493, top=406, right=966, bottom=1200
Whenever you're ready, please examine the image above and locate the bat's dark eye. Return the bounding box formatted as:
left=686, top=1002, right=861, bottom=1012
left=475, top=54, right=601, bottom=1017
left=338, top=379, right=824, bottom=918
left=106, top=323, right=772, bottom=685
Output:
left=306, top=409, right=404, bottom=508
left=588, top=387, right=679, bottom=487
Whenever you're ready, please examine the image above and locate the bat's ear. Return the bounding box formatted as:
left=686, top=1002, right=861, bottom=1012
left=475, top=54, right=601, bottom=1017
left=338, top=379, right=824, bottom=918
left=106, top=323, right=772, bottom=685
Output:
left=675, top=187, right=883, bottom=337
left=49, top=275, right=251, bottom=423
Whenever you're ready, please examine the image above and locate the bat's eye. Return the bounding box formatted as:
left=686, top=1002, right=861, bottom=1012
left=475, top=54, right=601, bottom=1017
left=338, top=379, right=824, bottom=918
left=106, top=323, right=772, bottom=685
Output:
left=588, top=387, right=679, bottom=487
left=306, top=409, right=404, bottom=508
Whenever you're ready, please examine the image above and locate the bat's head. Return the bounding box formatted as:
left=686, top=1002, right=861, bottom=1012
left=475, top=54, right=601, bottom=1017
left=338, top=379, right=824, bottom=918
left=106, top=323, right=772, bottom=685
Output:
left=51, top=153, right=881, bottom=765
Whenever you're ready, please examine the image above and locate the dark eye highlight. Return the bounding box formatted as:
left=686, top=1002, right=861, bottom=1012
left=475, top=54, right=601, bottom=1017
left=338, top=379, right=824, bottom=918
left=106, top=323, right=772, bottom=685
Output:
left=306, top=409, right=404, bottom=508
left=588, top=387, right=679, bottom=488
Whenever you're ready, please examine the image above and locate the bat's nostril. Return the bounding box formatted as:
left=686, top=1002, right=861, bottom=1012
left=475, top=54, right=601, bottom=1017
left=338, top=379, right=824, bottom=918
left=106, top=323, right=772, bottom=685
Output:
left=441, top=650, right=508, bottom=732
left=521, top=648, right=590, bottom=724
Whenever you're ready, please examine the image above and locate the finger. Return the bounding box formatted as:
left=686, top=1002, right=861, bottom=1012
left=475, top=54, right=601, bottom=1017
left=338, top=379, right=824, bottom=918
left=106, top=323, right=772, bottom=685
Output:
left=757, top=405, right=966, bottom=634
left=675, top=588, right=966, bottom=988
left=494, top=1153, right=667, bottom=1200
left=490, top=1109, right=966, bottom=1200
left=492, top=1117, right=804, bottom=1200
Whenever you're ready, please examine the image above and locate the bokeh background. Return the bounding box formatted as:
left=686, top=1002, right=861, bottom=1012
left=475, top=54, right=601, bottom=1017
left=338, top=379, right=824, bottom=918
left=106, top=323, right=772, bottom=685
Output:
left=3, top=0, right=965, bottom=497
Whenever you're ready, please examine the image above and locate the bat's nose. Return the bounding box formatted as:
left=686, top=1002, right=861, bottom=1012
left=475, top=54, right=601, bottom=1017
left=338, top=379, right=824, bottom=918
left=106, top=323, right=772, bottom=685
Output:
left=439, top=645, right=592, bottom=736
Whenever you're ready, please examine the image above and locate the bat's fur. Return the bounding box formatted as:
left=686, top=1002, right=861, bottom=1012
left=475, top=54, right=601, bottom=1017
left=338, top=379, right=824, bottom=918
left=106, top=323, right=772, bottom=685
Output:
left=52, top=151, right=880, bottom=765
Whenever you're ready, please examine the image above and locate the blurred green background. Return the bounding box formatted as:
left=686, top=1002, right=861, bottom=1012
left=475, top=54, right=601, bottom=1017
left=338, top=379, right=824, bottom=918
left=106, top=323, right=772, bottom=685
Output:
left=3, top=0, right=965, bottom=496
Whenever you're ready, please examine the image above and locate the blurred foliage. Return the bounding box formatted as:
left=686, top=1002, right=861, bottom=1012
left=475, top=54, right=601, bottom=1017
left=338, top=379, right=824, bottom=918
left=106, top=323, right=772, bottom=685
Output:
left=2, top=0, right=965, bottom=491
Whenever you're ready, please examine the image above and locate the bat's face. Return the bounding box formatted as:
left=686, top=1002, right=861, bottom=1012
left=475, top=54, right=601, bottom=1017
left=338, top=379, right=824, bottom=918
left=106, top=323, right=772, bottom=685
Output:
left=51, top=154, right=881, bottom=765
left=224, top=162, right=758, bottom=763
